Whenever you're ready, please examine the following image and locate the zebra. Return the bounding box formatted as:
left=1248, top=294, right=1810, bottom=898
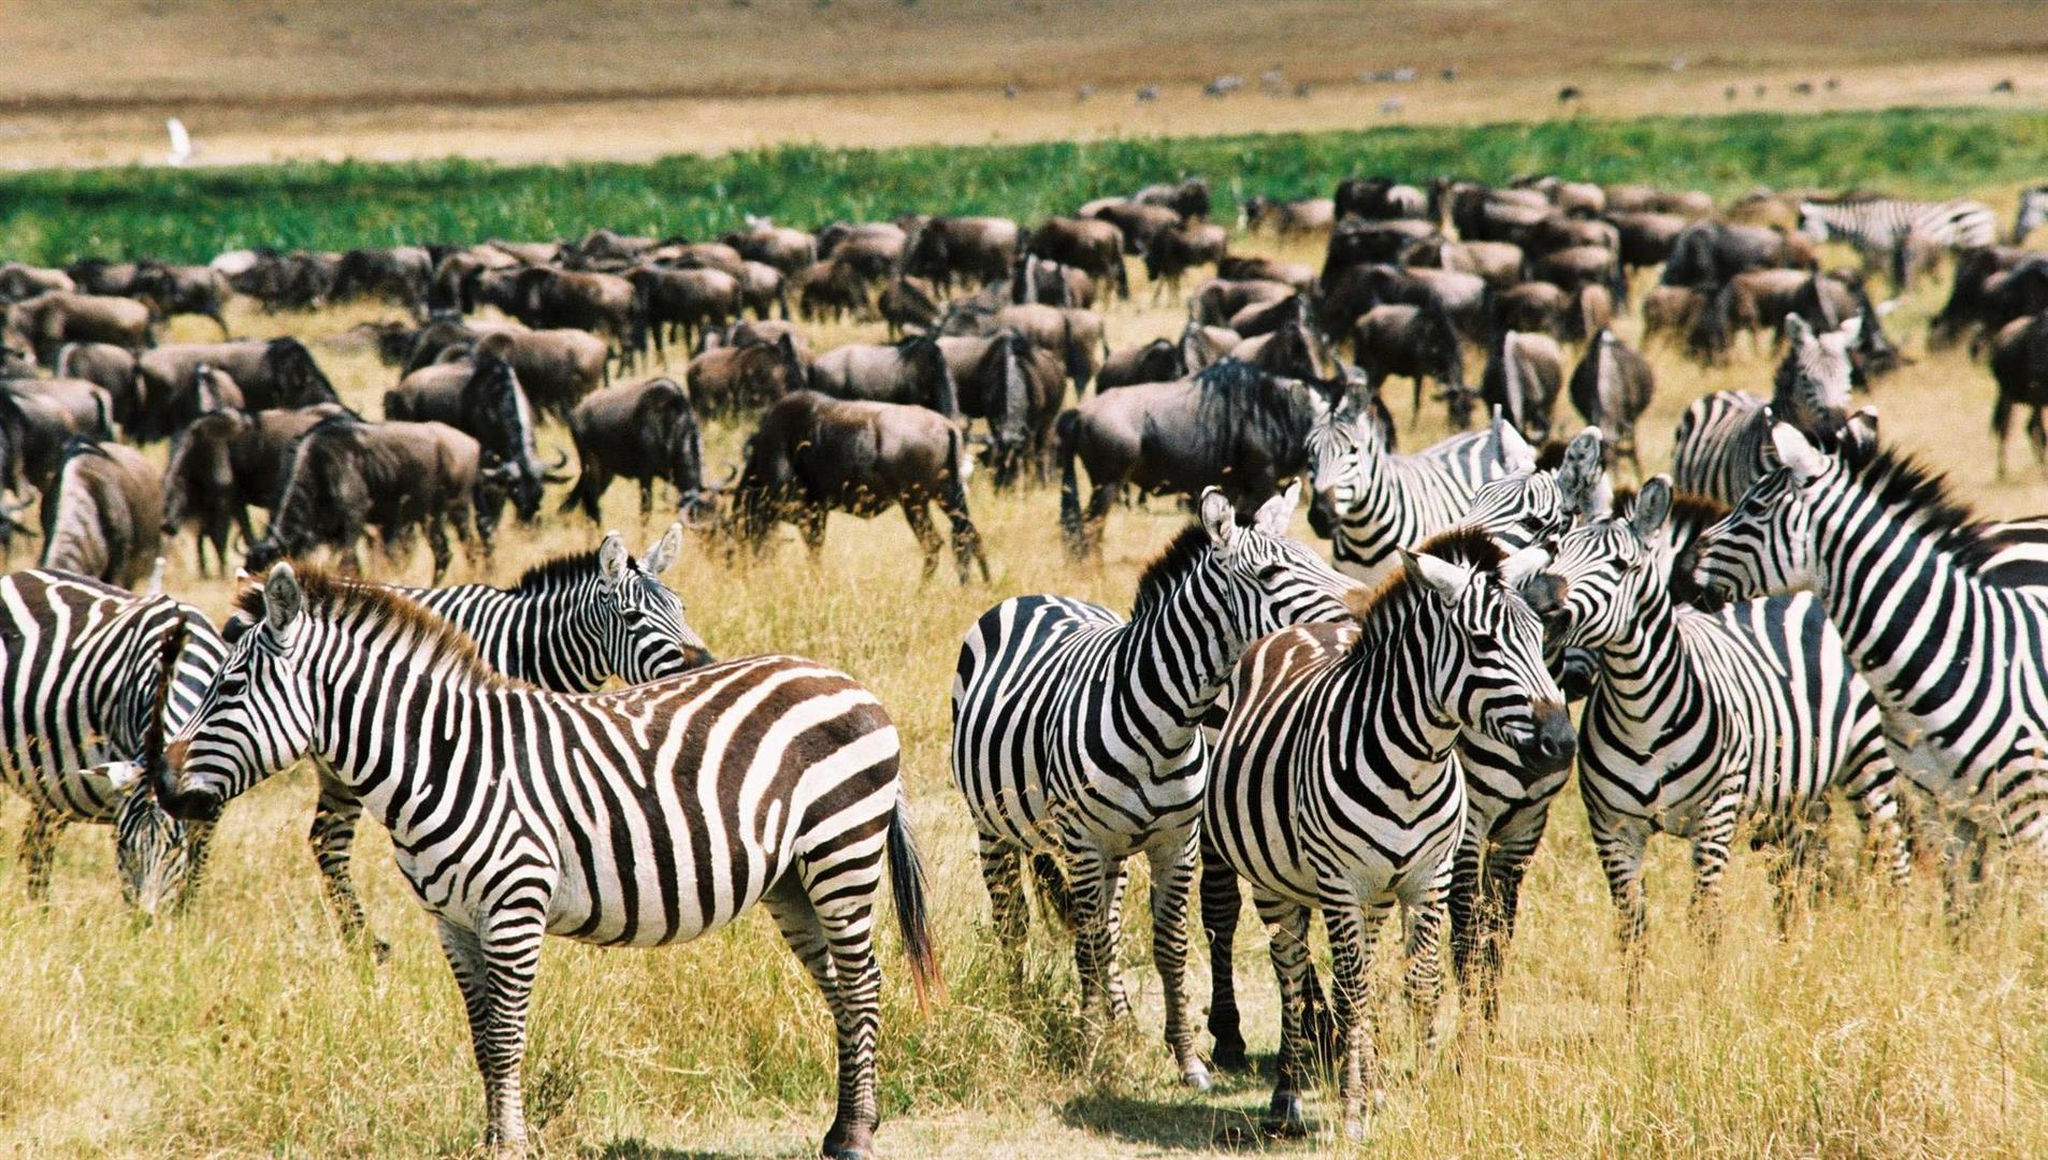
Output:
left=1546, top=474, right=1908, bottom=997
left=950, top=484, right=1354, bottom=1090
left=153, top=563, right=938, bottom=1160
left=0, top=569, right=226, bottom=914
left=2016, top=186, right=2048, bottom=246
left=242, top=525, right=716, bottom=955
left=1695, top=420, right=2048, bottom=899
left=1305, top=397, right=1524, bottom=581
left=1670, top=315, right=1853, bottom=506
left=1201, top=528, right=1573, bottom=1139
left=1797, top=197, right=1997, bottom=290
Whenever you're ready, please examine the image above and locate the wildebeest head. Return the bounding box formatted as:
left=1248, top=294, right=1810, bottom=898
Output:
left=260, top=337, right=338, bottom=407
left=903, top=332, right=962, bottom=418
left=161, top=405, right=247, bottom=541
left=464, top=354, right=564, bottom=523
left=980, top=330, right=1034, bottom=488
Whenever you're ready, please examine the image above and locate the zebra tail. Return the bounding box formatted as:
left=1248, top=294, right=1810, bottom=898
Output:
left=1056, top=409, right=1083, bottom=553
left=887, top=787, right=945, bottom=1010
left=1027, top=851, right=1080, bottom=930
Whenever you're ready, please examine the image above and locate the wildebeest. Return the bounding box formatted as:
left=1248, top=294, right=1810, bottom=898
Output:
left=561, top=377, right=711, bottom=521
left=687, top=331, right=807, bottom=416
left=1086, top=200, right=1184, bottom=257
left=1929, top=247, right=2048, bottom=352
left=795, top=257, right=873, bottom=324
left=6, top=293, right=154, bottom=366
left=1334, top=175, right=1429, bottom=221
left=1351, top=300, right=1467, bottom=429
left=39, top=438, right=163, bottom=590
left=1241, top=195, right=1336, bottom=236
left=382, top=355, right=566, bottom=526
left=1191, top=278, right=1293, bottom=327
left=1661, top=220, right=1816, bottom=286
left=0, top=262, right=74, bottom=305
left=0, top=383, right=115, bottom=554
left=1133, top=177, right=1212, bottom=220
left=331, top=246, right=435, bottom=315
left=631, top=265, right=740, bottom=355
left=1028, top=217, right=1128, bottom=298
left=1009, top=255, right=1097, bottom=308
left=1096, top=325, right=1216, bottom=391
left=473, top=328, right=609, bottom=423
left=54, top=343, right=141, bottom=426
left=726, top=390, right=988, bottom=582
left=1480, top=329, right=1565, bottom=441
left=1568, top=329, right=1656, bottom=475
left=134, top=338, right=336, bottom=441
left=1055, top=358, right=1331, bottom=558
left=722, top=221, right=818, bottom=274
left=131, top=262, right=232, bottom=338
left=1989, top=310, right=2048, bottom=476
left=809, top=334, right=960, bottom=417
left=244, top=415, right=484, bottom=583
left=902, top=217, right=1021, bottom=291
left=1144, top=221, right=1228, bottom=294
left=1216, top=254, right=1317, bottom=289
left=814, top=220, right=907, bottom=280
left=225, top=249, right=340, bottom=312
left=1605, top=211, right=1690, bottom=270
left=959, top=330, right=1066, bottom=488
left=160, top=402, right=348, bottom=576
left=878, top=275, right=944, bottom=338
left=511, top=267, right=638, bottom=353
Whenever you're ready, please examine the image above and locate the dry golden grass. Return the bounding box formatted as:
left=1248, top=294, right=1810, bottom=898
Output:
left=7, top=0, right=2047, bottom=166
left=4, top=220, right=2048, bottom=1158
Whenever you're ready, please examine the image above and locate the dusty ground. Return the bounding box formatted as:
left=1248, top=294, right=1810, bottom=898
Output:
left=8, top=0, right=2047, bottom=166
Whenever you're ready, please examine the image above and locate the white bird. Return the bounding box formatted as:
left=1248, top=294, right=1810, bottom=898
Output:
left=166, top=117, right=192, bottom=167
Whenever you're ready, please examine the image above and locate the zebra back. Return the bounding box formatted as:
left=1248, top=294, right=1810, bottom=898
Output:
left=1307, top=404, right=1520, bottom=581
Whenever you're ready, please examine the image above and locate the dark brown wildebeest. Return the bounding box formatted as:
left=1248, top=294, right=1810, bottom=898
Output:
left=737, top=261, right=788, bottom=321
left=39, top=438, right=163, bottom=589
left=243, top=414, right=484, bottom=583
left=160, top=402, right=348, bottom=576
left=1528, top=244, right=1625, bottom=300
left=1568, top=328, right=1656, bottom=476
left=1521, top=215, right=1620, bottom=262
left=1603, top=184, right=1715, bottom=218
left=722, top=221, right=817, bottom=275
left=331, top=246, right=435, bottom=315
left=1190, top=278, right=1293, bottom=327
left=878, top=275, right=943, bottom=338
left=648, top=241, right=748, bottom=278
left=134, top=338, right=336, bottom=441
left=1055, top=358, right=1332, bottom=558
left=1240, top=195, right=1336, bottom=237
left=1480, top=329, right=1565, bottom=441
left=727, top=390, right=988, bottom=583
left=6, top=292, right=153, bottom=366
left=1408, top=238, right=1525, bottom=290
left=561, top=377, right=710, bottom=522
left=1642, top=284, right=1708, bottom=351
left=1096, top=327, right=1214, bottom=391
left=510, top=267, right=638, bottom=352
left=227, top=250, right=340, bottom=311
left=809, top=334, right=960, bottom=417
left=1516, top=175, right=1607, bottom=217
left=815, top=221, right=907, bottom=281
left=1216, top=254, right=1317, bottom=289
left=1605, top=211, right=1689, bottom=271
left=703, top=318, right=810, bottom=359
left=1990, top=310, right=2048, bottom=476
left=1088, top=201, right=1182, bottom=259
left=1321, top=218, right=1436, bottom=281
left=0, top=381, right=116, bottom=554
left=631, top=265, right=741, bottom=355
left=1027, top=217, right=1128, bottom=299
left=1009, top=255, right=1097, bottom=308
left=687, top=331, right=807, bottom=416
left=381, top=354, right=566, bottom=525
left=1931, top=247, right=2048, bottom=352
left=901, top=216, right=1021, bottom=292
left=472, top=328, right=609, bottom=424
left=1352, top=300, right=1467, bottom=429
left=1662, top=220, right=1816, bottom=287
left=130, top=261, right=232, bottom=338
left=794, top=257, right=872, bottom=324
left=64, top=259, right=142, bottom=297
left=1491, top=281, right=1572, bottom=343
left=0, top=262, right=75, bottom=304
left=1231, top=304, right=1341, bottom=383
left=939, top=302, right=1106, bottom=390
left=960, top=329, right=1066, bottom=488
left=1144, top=221, right=1228, bottom=295
left=429, top=244, right=521, bottom=312
left=1334, top=176, right=1429, bottom=221
left=566, top=228, right=659, bottom=267
left=1133, top=177, right=1212, bottom=220
left=54, top=343, right=141, bottom=427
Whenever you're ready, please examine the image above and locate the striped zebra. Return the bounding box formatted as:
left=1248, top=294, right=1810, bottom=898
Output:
left=1306, top=397, right=1524, bottom=581
left=244, top=526, right=716, bottom=954
left=1696, top=421, right=2048, bottom=888
left=1798, top=197, right=1997, bottom=289
left=1670, top=315, right=1853, bottom=506
left=951, top=485, right=1353, bottom=1090
left=1202, top=529, right=1572, bottom=1138
left=0, top=569, right=226, bottom=914
left=1547, top=475, right=1908, bottom=994
left=2016, top=186, right=2048, bottom=246
left=154, top=564, right=937, bottom=1160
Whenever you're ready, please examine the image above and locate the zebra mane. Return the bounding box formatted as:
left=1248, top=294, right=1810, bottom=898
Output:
left=1836, top=440, right=2002, bottom=573
left=510, top=547, right=604, bottom=593
left=1341, top=526, right=1507, bottom=633
left=234, top=567, right=514, bottom=689
left=1131, top=524, right=1213, bottom=617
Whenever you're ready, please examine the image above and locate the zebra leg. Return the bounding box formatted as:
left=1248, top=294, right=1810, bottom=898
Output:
left=474, top=916, right=543, bottom=1157
left=1687, top=789, right=1742, bottom=952
left=20, top=806, right=68, bottom=902
left=309, top=776, right=389, bottom=959
left=1255, top=893, right=1314, bottom=1138
left=1066, top=844, right=1122, bottom=1023
left=976, top=832, right=1030, bottom=971
left=1198, top=839, right=1249, bottom=1071
left=1592, top=819, right=1651, bottom=1008
left=1101, top=863, right=1133, bottom=1019
left=435, top=919, right=501, bottom=1147
left=1325, top=898, right=1390, bottom=1142
left=1145, top=828, right=1210, bottom=1090
left=1446, top=819, right=1487, bottom=1005
left=1402, top=863, right=1453, bottom=1063
left=766, top=873, right=882, bottom=1159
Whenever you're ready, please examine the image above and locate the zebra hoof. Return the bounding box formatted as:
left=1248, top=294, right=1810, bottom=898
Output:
left=1181, top=1061, right=1212, bottom=1092
left=1211, top=1037, right=1250, bottom=1073
left=1263, top=1092, right=1307, bottom=1139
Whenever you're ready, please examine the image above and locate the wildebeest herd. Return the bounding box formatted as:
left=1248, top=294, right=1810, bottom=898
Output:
left=4, top=172, right=2048, bottom=1157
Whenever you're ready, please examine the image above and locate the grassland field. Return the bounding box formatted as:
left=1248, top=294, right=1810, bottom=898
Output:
left=4, top=109, right=2048, bottom=1158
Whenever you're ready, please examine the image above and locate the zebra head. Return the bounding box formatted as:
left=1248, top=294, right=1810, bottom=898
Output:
left=1304, top=395, right=1385, bottom=538
left=91, top=619, right=203, bottom=916
left=1458, top=425, right=1602, bottom=553
left=596, top=524, right=714, bottom=680
left=1796, top=201, right=1833, bottom=243
left=1693, top=423, right=1838, bottom=604
left=157, top=564, right=322, bottom=822
left=1197, top=485, right=1357, bottom=642
left=1774, top=316, right=1854, bottom=440
left=1400, top=530, right=1575, bottom=774
left=1542, top=474, right=1685, bottom=697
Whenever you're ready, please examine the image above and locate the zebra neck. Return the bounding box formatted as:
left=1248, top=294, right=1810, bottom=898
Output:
left=1338, top=594, right=1463, bottom=769
left=1335, top=445, right=1406, bottom=568
left=1586, top=594, right=1705, bottom=739
left=1118, top=572, right=1242, bottom=732
left=412, top=578, right=611, bottom=692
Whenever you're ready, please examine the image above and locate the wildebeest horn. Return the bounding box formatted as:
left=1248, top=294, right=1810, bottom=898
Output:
left=698, top=464, right=741, bottom=494
left=542, top=448, right=572, bottom=480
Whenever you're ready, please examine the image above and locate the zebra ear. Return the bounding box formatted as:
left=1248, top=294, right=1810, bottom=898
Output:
left=262, top=563, right=302, bottom=634
left=1771, top=423, right=1828, bottom=482
left=1499, top=546, right=1551, bottom=590
left=641, top=522, right=683, bottom=574
left=1493, top=419, right=1537, bottom=474
left=1631, top=475, right=1674, bottom=540
left=1557, top=427, right=1604, bottom=516
left=1783, top=313, right=1814, bottom=347
left=1842, top=407, right=1879, bottom=457
left=1199, top=487, right=1238, bottom=548
left=598, top=531, right=630, bottom=585
left=1401, top=548, right=1472, bottom=605
left=1252, top=482, right=1299, bottom=537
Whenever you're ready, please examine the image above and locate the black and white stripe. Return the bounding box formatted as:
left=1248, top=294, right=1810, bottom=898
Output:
left=156, top=565, right=936, bottom=1159
left=0, top=568, right=225, bottom=914
left=1201, top=529, right=1572, bottom=1138
left=1670, top=315, right=1853, bottom=505
left=1548, top=476, right=1907, bottom=995
left=1798, top=197, right=1997, bottom=264
left=950, top=485, right=1353, bottom=1090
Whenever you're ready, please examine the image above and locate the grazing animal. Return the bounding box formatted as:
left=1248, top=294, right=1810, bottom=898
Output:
left=1569, top=329, right=1656, bottom=475
left=1055, top=359, right=1328, bottom=559
left=809, top=334, right=961, bottom=418
left=1351, top=301, right=1467, bottom=429
left=1991, top=310, right=2048, bottom=475
left=1548, top=476, right=1908, bottom=997
left=729, top=390, right=988, bottom=583
left=1028, top=217, right=1128, bottom=298
left=952, top=487, right=1352, bottom=1090
left=1694, top=421, right=2048, bottom=902
left=154, top=563, right=939, bottom=1159
left=54, top=342, right=141, bottom=427
left=631, top=266, right=740, bottom=355
left=1479, top=330, right=1564, bottom=442
left=160, top=402, right=347, bottom=576
left=1202, top=529, right=1571, bottom=1139
left=382, top=354, right=566, bottom=525
left=687, top=331, right=808, bottom=417
left=1671, top=316, right=1853, bottom=504
left=330, top=246, right=435, bottom=314
left=1798, top=197, right=1998, bottom=291
left=6, top=292, right=154, bottom=366
left=1096, top=336, right=1189, bottom=392
left=560, top=377, right=710, bottom=521
left=134, top=338, right=337, bottom=441
left=473, top=329, right=610, bottom=424
left=960, top=330, right=1065, bottom=488
left=130, top=261, right=232, bottom=338
left=0, top=572, right=225, bottom=914
left=1241, top=195, right=1336, bottom=236
left=40, top=438, right=163, bottom=590
left=902, top=216, right=1022, bottom=291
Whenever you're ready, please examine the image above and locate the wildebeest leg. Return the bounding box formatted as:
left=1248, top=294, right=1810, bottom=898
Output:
left=639, top=477, right=654, bottom=519
left=1411, top=376, right=1426, bottom=430
left=21, top=806, right=68, bottom=903
left=426, top=513, right=453, bottom=585
left=1082, top=481, right=1120, bottom=559
left=208, top=309, right=231, bottom=340
left=800, top=505, right=829, bottom=561
left=901, top=498, right=943, bottom=579
left=2029, top=406, right=2047, bottom=470
left=1994, top=394, right=2013, bottom=478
